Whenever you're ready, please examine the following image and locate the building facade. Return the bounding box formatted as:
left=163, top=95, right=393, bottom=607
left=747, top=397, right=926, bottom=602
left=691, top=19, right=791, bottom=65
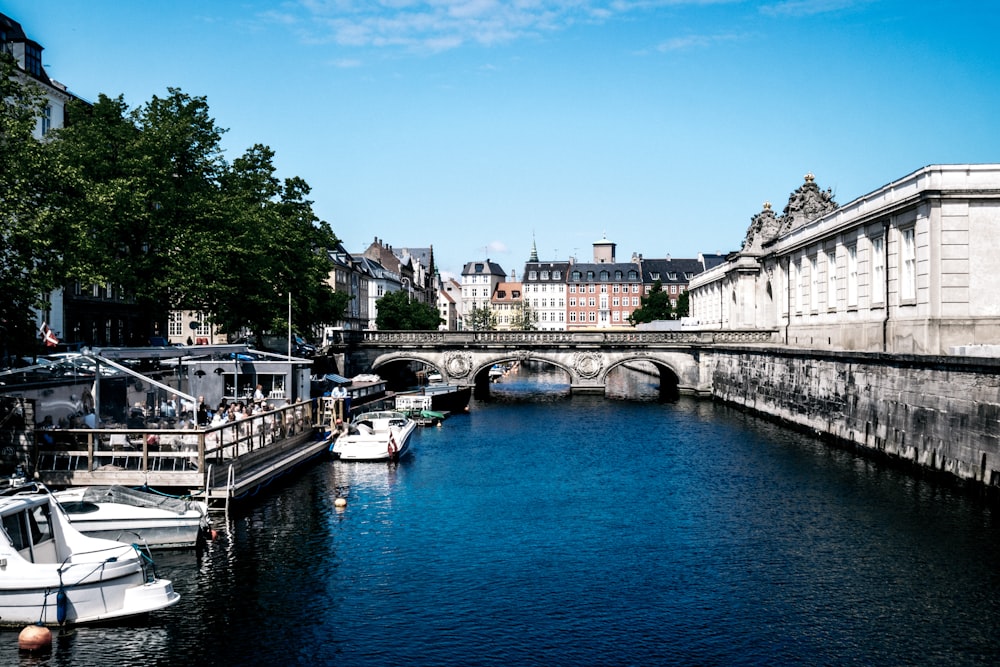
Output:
left=460, top=259, right=507, bottom=328
left=566, top=237, right=643, bottom=329
left=687, top=165, right=1000, bottom=355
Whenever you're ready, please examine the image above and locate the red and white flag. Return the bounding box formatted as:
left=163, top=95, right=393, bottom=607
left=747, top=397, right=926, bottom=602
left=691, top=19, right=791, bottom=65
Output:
left=39, top=322, right=59, bottom=347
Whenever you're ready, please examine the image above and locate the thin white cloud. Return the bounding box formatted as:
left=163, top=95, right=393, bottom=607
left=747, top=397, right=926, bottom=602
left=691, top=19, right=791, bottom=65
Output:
left=271, top=0, right=745, bottom=53
left=759, top=0, right=868, bottom=17
left=652, top=32, right=741, bottom=52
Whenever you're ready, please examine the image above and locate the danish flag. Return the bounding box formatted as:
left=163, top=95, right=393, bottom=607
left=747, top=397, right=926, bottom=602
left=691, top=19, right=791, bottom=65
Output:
left=39, top=322, right=59, bottom=347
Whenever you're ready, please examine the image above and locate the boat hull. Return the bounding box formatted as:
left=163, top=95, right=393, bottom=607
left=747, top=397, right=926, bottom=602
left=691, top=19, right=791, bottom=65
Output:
left=53, top=486, right=211, bottom=549
left=331, top=411, right=417, bottom=462
left=0, top=491, right=180, bottom=626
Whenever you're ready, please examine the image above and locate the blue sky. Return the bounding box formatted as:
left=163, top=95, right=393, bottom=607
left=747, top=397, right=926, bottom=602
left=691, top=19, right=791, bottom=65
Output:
left=6, top=0, right=999, bottom=278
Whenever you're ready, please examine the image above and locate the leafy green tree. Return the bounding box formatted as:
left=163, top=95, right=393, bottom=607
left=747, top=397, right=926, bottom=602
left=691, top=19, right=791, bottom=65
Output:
left=0, top=53, right=73, bottom=354
left=509, top=302, right=537, bottom=330
left=50, top=88, right=347, bottom=343
left=674, top=290, right=690, bottom=318
left=628, top=280, right=673, bottom=325
left=466, top=305, right=497, bottom=331
left=375, top=290, right=442, bottom=330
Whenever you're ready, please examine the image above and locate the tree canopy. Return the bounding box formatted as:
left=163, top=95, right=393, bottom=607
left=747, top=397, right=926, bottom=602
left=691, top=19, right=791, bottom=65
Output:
left=628, top=280, right=673, bottom=325
left=466, top=305, right=497, bottom=331
left=2, top=84, right=349, bottom=349
left=375, top=290, right=442, bottom=330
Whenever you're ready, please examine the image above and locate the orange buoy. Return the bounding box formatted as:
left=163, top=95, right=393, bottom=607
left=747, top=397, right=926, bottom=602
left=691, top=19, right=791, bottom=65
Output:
left=18, top=624, right=52, bottom=651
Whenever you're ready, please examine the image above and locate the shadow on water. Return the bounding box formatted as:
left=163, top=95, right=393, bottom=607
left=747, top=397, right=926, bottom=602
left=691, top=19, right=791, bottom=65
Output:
left=484, top=359, right=667, bottom=403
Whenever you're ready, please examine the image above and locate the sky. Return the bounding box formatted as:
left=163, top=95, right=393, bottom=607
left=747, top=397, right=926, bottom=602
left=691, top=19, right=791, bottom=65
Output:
left=5, top=1, right=999, bottom=279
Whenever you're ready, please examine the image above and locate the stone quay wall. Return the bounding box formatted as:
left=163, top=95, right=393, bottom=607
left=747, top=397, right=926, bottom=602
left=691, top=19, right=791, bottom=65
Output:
left=705, top=346, right=1000, bottom=490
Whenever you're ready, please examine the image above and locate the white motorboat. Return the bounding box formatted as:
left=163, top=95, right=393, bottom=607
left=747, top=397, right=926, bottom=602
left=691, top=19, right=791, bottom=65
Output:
left=0, top=486, right=180, bottom=626
left=330, top=410, right=417, bottom=461
left=52, top=486, right=213, bottom=549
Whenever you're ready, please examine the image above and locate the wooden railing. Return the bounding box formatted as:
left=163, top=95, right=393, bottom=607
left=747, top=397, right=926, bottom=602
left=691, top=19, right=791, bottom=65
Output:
left=35, top=400, right=314, bottom=477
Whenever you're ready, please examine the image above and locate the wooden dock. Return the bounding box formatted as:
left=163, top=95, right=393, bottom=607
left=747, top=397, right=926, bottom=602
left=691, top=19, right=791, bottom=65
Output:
left=34, top=400, right=335, bottom=511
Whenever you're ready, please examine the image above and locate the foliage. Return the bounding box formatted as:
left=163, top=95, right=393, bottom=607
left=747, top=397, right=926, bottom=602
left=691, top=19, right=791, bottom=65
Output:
left=375, top=289, right=442, bottom=330
left=45, top=88, right=347, bottom=342
left=0, top=53, right=73, bottom=354
left=466, top=305, right=497, bottom=331
left=674, top=290, right=690, bottom=318
left=508, top=302, right=537, bottom=330
left=628, top=280, right=673, bottom=325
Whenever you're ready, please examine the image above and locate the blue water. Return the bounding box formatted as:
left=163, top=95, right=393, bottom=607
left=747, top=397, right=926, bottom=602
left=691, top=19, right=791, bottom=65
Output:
left=6, top=378, right=1000, bottom=666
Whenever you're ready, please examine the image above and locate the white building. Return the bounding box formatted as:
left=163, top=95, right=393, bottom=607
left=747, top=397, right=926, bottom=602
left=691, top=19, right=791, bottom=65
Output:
left=687, top=165, right=1000, bottom=355
left=460, top=259, right=506, bottom=329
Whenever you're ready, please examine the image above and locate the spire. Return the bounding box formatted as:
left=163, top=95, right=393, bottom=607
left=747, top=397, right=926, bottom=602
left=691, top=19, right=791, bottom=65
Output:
left=529, top=235, right=539, bottom=262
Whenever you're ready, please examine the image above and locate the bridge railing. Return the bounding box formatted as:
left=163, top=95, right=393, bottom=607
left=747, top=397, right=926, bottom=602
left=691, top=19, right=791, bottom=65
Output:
left=360, top=330, right=776, bottom=345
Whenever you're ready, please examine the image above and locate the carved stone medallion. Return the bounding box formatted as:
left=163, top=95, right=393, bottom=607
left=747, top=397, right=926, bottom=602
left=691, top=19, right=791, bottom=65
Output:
left=573, top=351, right=603, bottom=379
left=444, top=351, right=472, bottom=378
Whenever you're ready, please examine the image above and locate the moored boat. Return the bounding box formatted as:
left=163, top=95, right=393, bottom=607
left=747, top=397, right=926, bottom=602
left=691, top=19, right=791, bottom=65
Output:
left=394, top=384, right=471, bottom=415
left=51, top=485, right=213, bottom=549
left=0, top=485, right=180, bottom=626
left=329, top=410, right=417, bottom=461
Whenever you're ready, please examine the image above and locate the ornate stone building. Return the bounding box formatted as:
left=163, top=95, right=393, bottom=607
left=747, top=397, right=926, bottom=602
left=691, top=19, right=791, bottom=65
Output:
left=687, top=165, right=1000, bottom=355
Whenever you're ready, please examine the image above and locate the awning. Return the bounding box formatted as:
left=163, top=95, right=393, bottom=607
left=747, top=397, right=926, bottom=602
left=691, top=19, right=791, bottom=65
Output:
left=324, top=374, right=351, bottom=385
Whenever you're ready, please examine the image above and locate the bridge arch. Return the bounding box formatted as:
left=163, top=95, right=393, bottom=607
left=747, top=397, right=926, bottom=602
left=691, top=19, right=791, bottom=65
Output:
left=602, top=357, right=682, bottom=402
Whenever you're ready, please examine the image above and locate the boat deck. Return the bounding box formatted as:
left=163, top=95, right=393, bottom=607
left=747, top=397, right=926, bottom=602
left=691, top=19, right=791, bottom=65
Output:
left=34, top=400, right=330, bottom=511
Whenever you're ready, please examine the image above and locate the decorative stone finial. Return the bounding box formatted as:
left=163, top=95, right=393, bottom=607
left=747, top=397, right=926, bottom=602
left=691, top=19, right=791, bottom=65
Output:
left=804, top=173, right=815, bottom=183
left=763, top=201, right=772, bottom=210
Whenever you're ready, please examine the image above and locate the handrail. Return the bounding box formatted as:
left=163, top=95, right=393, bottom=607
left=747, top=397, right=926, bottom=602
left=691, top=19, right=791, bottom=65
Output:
left=358, top=329, right=776, bottom=345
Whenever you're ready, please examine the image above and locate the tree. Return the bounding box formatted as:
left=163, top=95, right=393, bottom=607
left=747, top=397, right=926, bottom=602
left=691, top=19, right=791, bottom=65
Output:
left=508, top=302, right=537, bottom=330
left=674, top=290, right=690, bottom=318
left=50, top=89, right=348, bottom=343
left=466, top=305, right=497, bottom=331
left=0, top=53, right=73, bottom=355
left=375, top=290, right=442, bottom=330
left=628, top=280, right=673, bottom=325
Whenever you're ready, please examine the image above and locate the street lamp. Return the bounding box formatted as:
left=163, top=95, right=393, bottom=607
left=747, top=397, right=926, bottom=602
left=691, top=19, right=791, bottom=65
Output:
left=401, top=277, right=412, bottom=301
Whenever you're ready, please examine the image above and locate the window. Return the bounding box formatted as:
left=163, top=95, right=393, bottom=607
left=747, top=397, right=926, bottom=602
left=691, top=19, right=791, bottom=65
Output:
left=569, top=284, right=576, bottom=293
left=552, top=271, right=561, bottom=280
left=827, top=249, right=837, bottom=309
left=589, top=284, right=595, bottom=293
left=529, top=271, right=537, bottom=280
left=41, top=105, right=52, bottom=136
left=600, top=284, right=607, bottom=293
left=589, top=312, right=596, bottom=322
left=168, top=312, right=183, bottom=336
left=613, top=297, right=619, bottom=307
left=540, top=271, right=548, bottom=280
left=589, top=297, right=596, bottom=307
left=847, top=245, right=857, bottom=307
left=793, top=259, right=802, bottom=313
left=628, top=270, right=638, bottom=280
left=871, top=236, right=885, bottom=305
left=612, top=284, right=620, bottom=293
left=809, top=256, right=819, bottom=309
left=632, top=297, right=639, bottom=307
left=900, top=227, right=916, bottom=301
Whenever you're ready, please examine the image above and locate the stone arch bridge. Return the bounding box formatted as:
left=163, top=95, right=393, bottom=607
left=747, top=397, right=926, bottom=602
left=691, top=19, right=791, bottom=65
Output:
left=346, top=330, right=775, bottom=397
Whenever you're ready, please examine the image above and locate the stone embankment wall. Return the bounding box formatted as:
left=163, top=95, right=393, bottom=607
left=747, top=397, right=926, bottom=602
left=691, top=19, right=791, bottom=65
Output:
left=705, top=347, right=1000, bottom=490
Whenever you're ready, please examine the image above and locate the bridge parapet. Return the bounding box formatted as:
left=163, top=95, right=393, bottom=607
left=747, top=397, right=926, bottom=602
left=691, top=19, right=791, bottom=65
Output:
left=360, top=330, right=776, bottom=346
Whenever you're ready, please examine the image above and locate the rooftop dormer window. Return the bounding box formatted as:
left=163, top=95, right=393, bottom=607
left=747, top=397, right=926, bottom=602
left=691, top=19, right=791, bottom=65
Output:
left=24, top=43, right=42, bottom=78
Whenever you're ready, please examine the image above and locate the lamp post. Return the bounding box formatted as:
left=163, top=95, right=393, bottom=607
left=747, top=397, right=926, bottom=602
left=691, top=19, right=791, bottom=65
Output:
left=401, top=277, right=412, bottom=301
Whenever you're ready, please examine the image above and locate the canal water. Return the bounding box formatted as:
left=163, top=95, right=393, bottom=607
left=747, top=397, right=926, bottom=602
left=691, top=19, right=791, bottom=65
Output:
left=6, top=366, right=1000, bottom=666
